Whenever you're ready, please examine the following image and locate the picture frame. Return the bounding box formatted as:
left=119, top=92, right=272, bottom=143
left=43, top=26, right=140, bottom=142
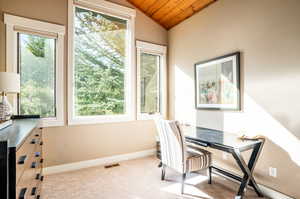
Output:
left=194, top=52, right=241, bottom=111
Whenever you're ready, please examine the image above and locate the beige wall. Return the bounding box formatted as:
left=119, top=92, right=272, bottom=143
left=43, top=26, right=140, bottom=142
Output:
left=168, top=0, right=300, bottom=197
left=43, top=120, right=157, bottom=166
left=0, top=0, right=167, bottom=167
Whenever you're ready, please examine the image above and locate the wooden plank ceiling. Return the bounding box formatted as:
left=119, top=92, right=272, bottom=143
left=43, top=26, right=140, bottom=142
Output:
left=127, top=0, right=217, bottom=29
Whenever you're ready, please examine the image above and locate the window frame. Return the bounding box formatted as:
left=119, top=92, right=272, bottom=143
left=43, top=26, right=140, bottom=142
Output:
left=136, top=41, right=167, bottom=120
left=68, top=0, right=136, bottom=125
left=4, top=14, right=65, bottom=127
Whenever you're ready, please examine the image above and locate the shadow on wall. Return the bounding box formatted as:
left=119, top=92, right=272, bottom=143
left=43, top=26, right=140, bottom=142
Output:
left=222, top=94, right=300, bottom=167
left=173, top=63, right=300, bottom=167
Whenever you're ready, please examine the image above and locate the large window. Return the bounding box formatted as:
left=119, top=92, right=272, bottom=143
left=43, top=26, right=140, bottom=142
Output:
left=136, top=41, right=167, bottom=120
left=74, top=7, right=126, bottom=116
left=4, top=14, right=65, bottom=127
left=68, top=0, right=136, bottom=125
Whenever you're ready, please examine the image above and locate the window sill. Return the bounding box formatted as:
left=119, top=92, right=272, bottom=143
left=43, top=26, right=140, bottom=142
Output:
left=68, top=114, right=135, bottom=126
left=137, top=113, right=162, bottom=121
left=39, top=118, right=65, bottom=128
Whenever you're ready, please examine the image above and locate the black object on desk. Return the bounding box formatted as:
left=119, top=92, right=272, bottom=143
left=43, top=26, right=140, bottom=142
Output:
left=185, top=126, right=265, bottom=199
left=11, top=115, right=40, bottom=119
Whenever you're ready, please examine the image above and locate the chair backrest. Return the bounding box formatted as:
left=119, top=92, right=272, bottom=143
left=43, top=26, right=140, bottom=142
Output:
left=155, top=119, right=186, bottom=173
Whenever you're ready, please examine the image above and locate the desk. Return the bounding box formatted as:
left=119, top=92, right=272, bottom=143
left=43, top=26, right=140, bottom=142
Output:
left=184, top=126, right=264, bottom=199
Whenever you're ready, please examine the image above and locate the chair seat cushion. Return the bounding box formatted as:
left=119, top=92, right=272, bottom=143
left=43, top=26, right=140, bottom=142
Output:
left=186, top=148, right=211, bottom=172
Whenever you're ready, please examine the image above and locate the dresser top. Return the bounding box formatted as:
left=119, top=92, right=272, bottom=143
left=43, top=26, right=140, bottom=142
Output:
left=0, top=119, right=39, bottom=149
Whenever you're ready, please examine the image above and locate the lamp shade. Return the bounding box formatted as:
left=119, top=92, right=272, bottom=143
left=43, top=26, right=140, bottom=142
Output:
left=0, top=72, right=20, bottom=93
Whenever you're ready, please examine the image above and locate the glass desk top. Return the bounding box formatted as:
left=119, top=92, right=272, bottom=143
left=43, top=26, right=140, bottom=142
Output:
left=183, top=125, right=262, bottom=151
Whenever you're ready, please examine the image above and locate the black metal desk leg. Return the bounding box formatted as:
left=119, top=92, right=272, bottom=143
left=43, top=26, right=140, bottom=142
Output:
left=231, top=141, right=264, bottom=198
left=247, top=142, right=264, bottom=197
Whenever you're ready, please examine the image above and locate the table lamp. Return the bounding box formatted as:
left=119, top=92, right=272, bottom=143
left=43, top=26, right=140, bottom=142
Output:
left=0, top=72, right=20, bottom=122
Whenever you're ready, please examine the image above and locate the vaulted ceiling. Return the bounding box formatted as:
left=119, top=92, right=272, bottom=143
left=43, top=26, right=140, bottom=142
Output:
left=127, top=0, right=217, bottom=29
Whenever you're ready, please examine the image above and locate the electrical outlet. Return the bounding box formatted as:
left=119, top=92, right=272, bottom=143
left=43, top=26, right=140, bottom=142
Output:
left=269, top=167, right=277, bottom=178
left=222, top=152, right=228, bottom=160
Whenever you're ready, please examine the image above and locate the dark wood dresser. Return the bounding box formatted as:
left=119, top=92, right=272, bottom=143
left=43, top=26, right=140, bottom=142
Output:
left=0, top=119, right=43, bottom=199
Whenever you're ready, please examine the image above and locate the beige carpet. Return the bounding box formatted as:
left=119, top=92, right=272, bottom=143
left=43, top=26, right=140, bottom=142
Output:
left=42, top=156, right=265, bottom=199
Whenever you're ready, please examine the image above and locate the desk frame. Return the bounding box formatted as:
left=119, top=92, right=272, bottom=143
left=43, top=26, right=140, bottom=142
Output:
left=186, top=137, right=265, bottom=199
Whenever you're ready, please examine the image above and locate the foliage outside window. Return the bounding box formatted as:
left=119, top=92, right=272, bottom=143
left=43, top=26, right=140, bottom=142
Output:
left=74, top=7, right=127, bottom=117
left=140, top=53, right=160, bottom=114
left=18, top=33, right=56, bottom=118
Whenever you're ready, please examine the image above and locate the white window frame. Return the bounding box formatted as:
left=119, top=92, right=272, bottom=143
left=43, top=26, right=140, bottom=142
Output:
left=136, top=41, right=167, bottom=120
left=4, top=14, right=65, bottom=127
left=68, top=0, right=136, bottom=125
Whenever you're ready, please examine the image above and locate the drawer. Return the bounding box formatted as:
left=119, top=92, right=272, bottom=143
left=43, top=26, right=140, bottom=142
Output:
left=33, top=166, right=43, bottom=198
left=35, top=142, right=43, bottom=174
left=24, top=170, right=42, bottom=199
left=17, top=153, right=36, bottom=185
left=34, top=181, right=42, bottom=199
left=35, top=139, right=42, bottom=158
left=33, top=128, right=42, bottom=139
left=16, top=158, right=38, bottom=199
left=30, top=180, right=39, bottom=199
left=34, top=172, right=43, bottom=185
left=16, top=132, right=37, bottom=184
left=33, top=156, right=43, bottom=179
left=16, top=182, right=39, bottom=199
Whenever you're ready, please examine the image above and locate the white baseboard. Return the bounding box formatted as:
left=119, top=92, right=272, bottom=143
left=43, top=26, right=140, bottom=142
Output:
left=216, top=172, right=294, bottom=199
left=259, top=184, right=294, bottom=199
left=44, top=148, right=156, bottom=175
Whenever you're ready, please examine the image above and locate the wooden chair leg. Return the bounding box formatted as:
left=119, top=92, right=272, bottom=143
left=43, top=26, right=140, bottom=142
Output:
left=181, top=173, right=186, bottom=194
left=161, top=165, right=166, bottom=180
left=208, top=166, right=212, bottom=184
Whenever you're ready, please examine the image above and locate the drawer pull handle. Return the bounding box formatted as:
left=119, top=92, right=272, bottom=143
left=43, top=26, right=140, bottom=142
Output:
left=31, top=162, right=37, bottom=168
left=19, top=188, right=27, bottom=199
left=36, top=173, right=40, bottom=180
left=37, top=195, right=41, bottom=199
left=40, top=141, right=43, bottom=146
left=41, top=175, right=44, bottom=181
left=40, top=158, right=44, bottom=164
left=18, top=155, right=27, bottom=164
left=31, top=139, right=36, bottom=144
left=35, top=134, right=40, bottom=137
left=35, top=152, right=41, bottom=157
left=31, top=187, right=37, bottom=196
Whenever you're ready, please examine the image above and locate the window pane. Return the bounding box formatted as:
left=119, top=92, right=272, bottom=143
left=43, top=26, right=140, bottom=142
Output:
left=140, top=53, right=160, bottom=114
left=18, top=33, right=56, bottom=118
left=74, top=7, right=127, bottom=116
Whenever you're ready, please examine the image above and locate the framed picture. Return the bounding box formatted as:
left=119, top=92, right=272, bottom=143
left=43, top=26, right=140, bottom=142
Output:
left=194, top=52, right=241, bottom=111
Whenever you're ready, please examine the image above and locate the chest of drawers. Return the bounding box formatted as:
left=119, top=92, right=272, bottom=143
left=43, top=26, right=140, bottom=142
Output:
left=0, top=119, right=43, bottom=199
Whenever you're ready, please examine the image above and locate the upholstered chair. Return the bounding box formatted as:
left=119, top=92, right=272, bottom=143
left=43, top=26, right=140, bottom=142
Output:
left=155, top=119, right=212, bottom=194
